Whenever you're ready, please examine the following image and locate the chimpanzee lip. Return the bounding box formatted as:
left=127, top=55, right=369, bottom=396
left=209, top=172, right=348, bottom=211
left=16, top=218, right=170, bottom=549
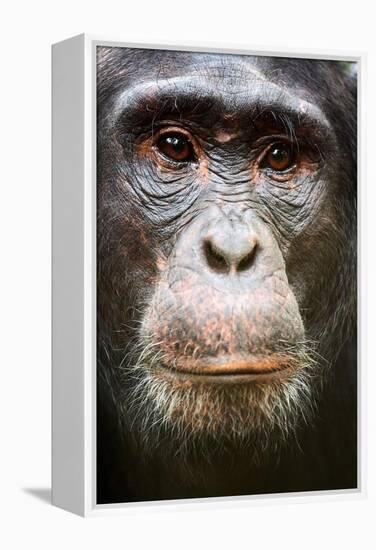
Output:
left=157, top=353, right=295, bottom=381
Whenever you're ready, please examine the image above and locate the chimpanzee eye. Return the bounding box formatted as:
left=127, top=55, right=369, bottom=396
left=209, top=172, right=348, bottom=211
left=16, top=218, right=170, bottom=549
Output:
left=156, top=132, right=195, bottom=163
left=262, top=143, right=296, bottom=172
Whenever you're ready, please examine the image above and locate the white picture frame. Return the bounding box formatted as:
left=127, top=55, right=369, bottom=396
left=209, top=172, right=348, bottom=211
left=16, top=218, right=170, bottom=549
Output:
left=52, top=34, right=364, bottom=517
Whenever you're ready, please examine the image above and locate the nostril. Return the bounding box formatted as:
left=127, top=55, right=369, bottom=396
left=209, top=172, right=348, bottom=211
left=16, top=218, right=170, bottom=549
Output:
left=237, top=244, right=258, bottom=272
left=203, top=240, right=229, bottom=274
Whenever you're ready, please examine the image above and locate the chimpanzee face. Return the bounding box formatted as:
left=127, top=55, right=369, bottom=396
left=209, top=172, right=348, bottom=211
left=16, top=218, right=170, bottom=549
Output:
left=97, top=48, right=356, bottom=491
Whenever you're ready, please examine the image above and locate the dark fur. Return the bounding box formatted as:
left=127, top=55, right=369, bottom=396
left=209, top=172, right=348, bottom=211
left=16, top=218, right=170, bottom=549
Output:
left=96, top=49, right=357, bottom=503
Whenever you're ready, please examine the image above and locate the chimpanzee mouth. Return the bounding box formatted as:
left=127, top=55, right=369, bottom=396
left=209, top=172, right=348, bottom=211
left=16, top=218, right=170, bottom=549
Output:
left=130, top=336, right=319, bottom=387
left=155, top=353, right=299, bottom=384
left=172, top=354, right=292, bottom=374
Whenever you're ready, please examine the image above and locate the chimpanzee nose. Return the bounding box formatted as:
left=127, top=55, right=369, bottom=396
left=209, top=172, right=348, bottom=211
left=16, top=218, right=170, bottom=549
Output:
left=202, top=219, right=259, bottom=274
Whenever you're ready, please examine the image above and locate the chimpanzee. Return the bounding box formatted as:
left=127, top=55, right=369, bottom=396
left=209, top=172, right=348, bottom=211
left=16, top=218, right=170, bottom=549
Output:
left=96, top=47, right=357, bottom=503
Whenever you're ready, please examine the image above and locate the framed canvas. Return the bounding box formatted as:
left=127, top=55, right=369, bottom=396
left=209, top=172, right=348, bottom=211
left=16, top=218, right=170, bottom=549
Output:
left=52, top=34, right=362, bottom=516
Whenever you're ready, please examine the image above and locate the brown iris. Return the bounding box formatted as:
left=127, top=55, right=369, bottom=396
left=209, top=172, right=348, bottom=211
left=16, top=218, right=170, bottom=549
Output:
left=156, top=132, right=195, bottom=163
left=263, top=143, right=296, bottom=172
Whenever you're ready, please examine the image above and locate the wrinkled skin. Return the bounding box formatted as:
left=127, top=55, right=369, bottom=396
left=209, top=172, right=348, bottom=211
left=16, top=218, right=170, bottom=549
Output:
left=97, top=48, right=357, bottom=503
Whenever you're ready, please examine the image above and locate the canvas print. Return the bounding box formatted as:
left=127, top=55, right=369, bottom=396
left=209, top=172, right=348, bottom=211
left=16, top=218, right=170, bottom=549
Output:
left=96, top=47, right=357, bottom=504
